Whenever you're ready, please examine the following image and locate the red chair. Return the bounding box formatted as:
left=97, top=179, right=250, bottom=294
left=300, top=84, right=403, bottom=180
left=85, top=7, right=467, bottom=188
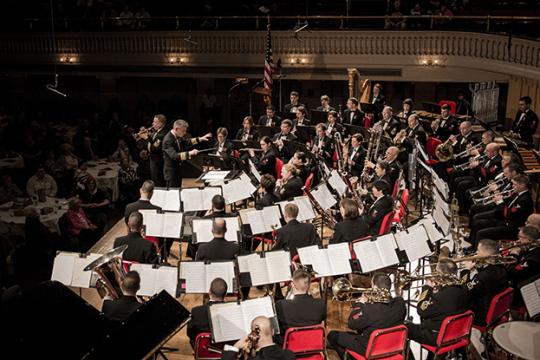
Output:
left=420, top=310, right=474, bottom=359
left=378, top=211, right=395, bottom=235
left=122, top=259, right=139, bottom=273
left=276, top=158, right=284, bottom=179
left=438, top=100, right=457, bottom=115
left=345, top=324, right=408, bottom=360
left=473, top=287, right=514, bottom=333
left=283, top=323, right=326, bottom=359
left=305, top=173, right=315, bottom=191
left=392, top=189, right=409, bottom=225
left=194, top=332, right=222, bottom=359
left=425, top=137, right=442, bottom=166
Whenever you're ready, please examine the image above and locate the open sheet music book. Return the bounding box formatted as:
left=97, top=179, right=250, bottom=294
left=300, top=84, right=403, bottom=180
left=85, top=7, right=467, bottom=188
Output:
left=222, top=173, right=257, bottom=204
left=209, top=296, right=276, bottom=342
left=51, top=252, right=101, bottom=288
left=179, top=261, right=235, bottom=294
left=144, top=212, right=183, bottom=238
left=245, top=205, right=282, bottom=234
left=432, top=206, right=450, bottom=236
left=297, top=243, right=352, bottom=277
left=150, top=188, right=181, bottom=211
left=201, top=170, right=231, bottom=181
left=248, top=159, right=262, bottom=182
left=394, top=225, right=432, bottom=261
left=521, top=278, right=540, bottom=318
left=432, top=173, right=449, bottom=201
left=433, top=189, right=450, bottom=217
left=417, top=215, right=444, bottom=243
left=181, top=187, right=222, bottom=212
left=353, top=234, right=399, bottom=273
left=138, top=209, right=157, bottom=226
left=277, top=196, right=316, bottom=222
left=192, top=217, right=240, bottom=243
left=327, top=170, right=348, bottom=196
left=130, top=264, right=178, bottom=297
left=237, top=251, right=291, bottom=286
left=311, top=183, right=337, bottom=211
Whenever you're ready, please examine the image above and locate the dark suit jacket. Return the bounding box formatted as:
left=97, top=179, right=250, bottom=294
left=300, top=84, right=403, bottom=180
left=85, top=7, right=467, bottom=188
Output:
left=102, top=295, right=142, bottom=321
left=292, top=118, right=312, bottom=128
left=434, top=116, right=459, bottom=141
left=140, top=127, right=168, bottom=159
left=235, top=128, right=259, bottom=141
left=124, top=199, right=162, bottom=223
left=258, top=115, right=282, bottom=127
left=255, top=192, right=280, bottom=209
left=274, top=219, right=321, bottom=256
left=348, top=146, right=367, bottom=178
left=403, top=124, right=427, bottom=149
left=284, top=102, right=305, bottom=113
left=331, top=218, right=370, bottom=244
left=343, top=109, right=363, bottom=126
left=221, top=344, right=295, bottom=360
left=513, top=109, right=539, bottom=143
left=272, top=132, right=297, bottom=161
left=162, top=131, right=197, bottom=183
left=276, top=294, right=326, bottom=334
left=195, top=237, right=239, bottom=261
left=417, top=285, right=470, bottom=331
left=495, top=190, right=534, bottom=232
left=213, top=140, right=235, bottom=157
left=251, top=149, right=277, bottom=178
left=364, top=195, right=394, bottom=235
left=277, top=176, right=303, bottom=201
left=378, top=117, right=401, bottom=138
left=113, top=232, right=158, bottom=264
left=187, top=300, right=223, bottom=342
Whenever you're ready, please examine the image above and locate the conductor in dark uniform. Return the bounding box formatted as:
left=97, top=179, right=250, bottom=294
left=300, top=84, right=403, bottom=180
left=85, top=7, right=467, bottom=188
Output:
left=328, top=273, right=406, bottom=358
left=512, top=96, right=539, bottom=144
left=273, top=203, right=321, bottom=257
left=461, top=239, right=509, bottom=326
left=363, top=180, right=394, bottom=235
left=195, top=218, right=239, bottom=261
left=114, top=211, right=158, bottom=264
left=137, top=114, right=168, bottom=187
left=331, top=198, right=370, bottom=244
left=102, top=270, right=142, bottom=321
left=407, top=259, right=469, bottom=346
left=162, top=119, right=212, bottom=188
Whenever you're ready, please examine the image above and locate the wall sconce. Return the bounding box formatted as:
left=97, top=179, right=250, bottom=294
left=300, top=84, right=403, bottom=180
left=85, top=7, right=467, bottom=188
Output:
left=59, top=55, right=77, bottom=64
left=419, top=57, right=445, bottom=67
left=289, top=57, right=308, bottom=65
left=168, top=56, right=186, bottom=65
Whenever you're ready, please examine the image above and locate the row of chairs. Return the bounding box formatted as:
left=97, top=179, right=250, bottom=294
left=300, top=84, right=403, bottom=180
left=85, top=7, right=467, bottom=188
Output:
left=193, top=287, right=515, bottom=359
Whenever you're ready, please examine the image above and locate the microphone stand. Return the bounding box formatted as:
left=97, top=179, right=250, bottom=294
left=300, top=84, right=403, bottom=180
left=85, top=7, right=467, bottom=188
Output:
left=249, top=79, right=265, bottom=118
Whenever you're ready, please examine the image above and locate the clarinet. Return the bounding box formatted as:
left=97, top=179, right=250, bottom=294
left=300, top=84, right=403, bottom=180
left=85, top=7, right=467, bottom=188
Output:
left=303, top=185, right=337, bottom=229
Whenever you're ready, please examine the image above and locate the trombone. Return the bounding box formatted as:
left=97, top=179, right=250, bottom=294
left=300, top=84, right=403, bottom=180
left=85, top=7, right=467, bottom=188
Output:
left=331, top=277, right=391, bottom=303
left=454, top=142, right=483, bottom=159
left=472, top=189, right=512, bottom=205
left=500, top=240, right=540, bottom=252
left=452, top=253, right=517, bottom=266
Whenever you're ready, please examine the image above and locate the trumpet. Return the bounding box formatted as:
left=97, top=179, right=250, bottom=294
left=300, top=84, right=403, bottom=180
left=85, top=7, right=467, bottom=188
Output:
left=133, top=126, right=155, bottom=141
left=453, top=154, right=487, bottom=171
left=454, top=142, right=483, bottom=159
left=472, top=189, right=513, bottom=205
left=469, top=178, right=506, bottom=198
left=452, top=253, right=517, bottom=266
left=331, top=277, right=391, bottom=303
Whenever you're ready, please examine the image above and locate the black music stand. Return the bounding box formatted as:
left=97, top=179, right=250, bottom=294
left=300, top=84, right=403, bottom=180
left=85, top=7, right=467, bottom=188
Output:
left=421, top=101, right=442, bottom=114
left=232, top=139, right=259, bottom=151
left=343, top=124, right=368, bottom=139
left=275, top=111, right=294, bottom=121
left=255, top=125, right=280, bottom=138
left=295, top=125, right=315, bottom=142
left=310, top=110, right=328, bottom=125
left=360, top=102, right=380, bottom=114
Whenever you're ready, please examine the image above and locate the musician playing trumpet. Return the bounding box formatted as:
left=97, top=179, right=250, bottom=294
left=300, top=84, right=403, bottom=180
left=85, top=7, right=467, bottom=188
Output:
left=327, top=273, right=406, bottom=359
left=432, top=104, right=458, bottom=141
left=136, top=114, right=168, bottom=187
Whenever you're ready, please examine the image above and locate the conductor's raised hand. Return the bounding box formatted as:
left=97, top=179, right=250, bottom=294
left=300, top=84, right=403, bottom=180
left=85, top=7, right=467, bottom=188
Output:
left=200, top=133, right=212, bottom=142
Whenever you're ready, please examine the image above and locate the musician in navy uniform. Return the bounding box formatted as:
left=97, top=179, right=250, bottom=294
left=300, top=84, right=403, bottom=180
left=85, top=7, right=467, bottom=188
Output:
left=461, top=239, right=509, bottom=326
left=450, top=121, right=481, bottom=164
left=407, top=259, right=469, bottom=346
left=289, top=151, right=311, bottom=183
left=347, top=134, right=366, bottom=178
left=102, top=271, right=142, bottom=321
left=114, top=211, right=158, bottom=264
left=275, top=164, right=303, bottom=201
left=507, top=226, right=540, bottom=293
left=511, top=96, right=539, bottom=144
left=370, top=83, right=387, bottom=110
left=325, top=111, right=344, bottom=137
left=292, top=106, right=311, bottom=129
left=195, top=218, right=239, bottom=261
left=376, top=106, right=401, bottom=138
left=273, top=203, right=321, bottom=256
left=249, top=136, right=277, bottom=178
left=402, top=114, right=427, bottom=149
left=255, top=174, right=280, bottom=209
left=283, top=91, right=304, bottom=113
left=432, top=104, right=459, bottom=141
left=273, top=120, right=297, bottom=162
left=124, top=180, right=161, bottom=223
left=236, top=116, right=259, bottom=141
left=258, top=106, right=282, bottom=127
left=470, top=174, right=534, bottom=245
left=363, top=180, right=394, bottom=235
left=162, top=119, right=211, bottom=188
left=327, top=273, right=406, bottom=358
left=137, top=114, right=168, bottom=187
left=312, top=123, right=334, bottom=166
left=221, top=316, right=295, bottom=360
left=212, top=127, right=234, bottom=157
left=316, top=95, right=335, bottom=112
left=343, top=97, right=364, bottom=126
left=331, top=198, right=370, bottom=244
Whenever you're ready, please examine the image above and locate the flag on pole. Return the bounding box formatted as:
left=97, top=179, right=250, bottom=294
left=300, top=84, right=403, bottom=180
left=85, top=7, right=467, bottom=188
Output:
left=263, top=18, right=274, bottom=104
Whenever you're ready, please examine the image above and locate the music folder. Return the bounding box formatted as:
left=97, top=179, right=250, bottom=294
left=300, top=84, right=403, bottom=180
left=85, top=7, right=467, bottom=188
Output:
left=150, top=187, right=181, bottom=211
left=129, top=263, right=179, bottom=297
left=327, top=170, right=348, bottom=196
left=277, top=195, right=316, bottom=222
left=295, top=125, right=315, bottom=142
left=394, top=225, right=432, bottom=262
left=51, top=251, right=101, bottom=288
left=179, top=261, right=236, bottom=294
left=144, top=211, right=184, bottom=238
left=520, top=277, right=540, bottom=318
left=352, top=234, right=399, bottom=273
left=417, top=215, right=444, bottom=243
left=209, top=296, right=278, bottom=343
left=237, top=251, right=291, bottom=287
left=191, top=216, right=241, bottom=244
left=255, top=125, right=280, bottom=138
left=180, top=186, right=222, bottom=212
left=245, top=205, right=282, bottom=235
left=311, top=183, right=337, bottom=211
left=359, top=102, right=380, bottom=113
left=232, top=139, right=259, bottom=151
left=297, top=243, right=353, bottom=277
left=221, top=172, right=257, bottom=204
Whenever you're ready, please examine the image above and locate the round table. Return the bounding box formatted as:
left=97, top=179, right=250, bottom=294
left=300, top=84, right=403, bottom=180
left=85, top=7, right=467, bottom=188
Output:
left=0, top=197, right=68, bottom=232
left=0, top=153, right=24, bottom=170
left=493, top=321, right=540, bottom=360
left=85, top=159, right=137, bottom=201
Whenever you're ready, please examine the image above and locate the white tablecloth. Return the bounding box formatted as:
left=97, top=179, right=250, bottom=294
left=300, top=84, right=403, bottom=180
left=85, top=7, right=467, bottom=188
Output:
left=85, top=160, right=122, bottom=201
left=0, top=154, right=24, bottom=170
left=0, top=197, right=68, bottom=232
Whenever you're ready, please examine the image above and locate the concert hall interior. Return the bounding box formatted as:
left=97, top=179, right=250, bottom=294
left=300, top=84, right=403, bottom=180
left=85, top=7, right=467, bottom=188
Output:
left=1, top=1, right=540, bottom=359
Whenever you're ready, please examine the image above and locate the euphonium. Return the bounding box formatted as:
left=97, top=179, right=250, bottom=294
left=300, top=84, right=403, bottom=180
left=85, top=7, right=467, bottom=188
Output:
left=238, top=326, right=260, bottom=360
left=396, top=272, right=462, bottom=291
left=435, top=138, right=454, bottom=162
left=83, top=245, right=128, bottom=299
left=452, top=253, right=517, bottom=266
left=332, top=277, right=391, bottom=303
left=393, top=129, right=407, bottom=145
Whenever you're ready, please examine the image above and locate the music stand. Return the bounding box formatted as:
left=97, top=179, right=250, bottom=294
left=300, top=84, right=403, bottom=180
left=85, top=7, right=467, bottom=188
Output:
left=343, top=124, right=368, bottom=138
left=232, top=139, right=259, bottom=151
left=295, top=125, right=315, bottom=142
left=421, top=101, right=442, bottom=114
left=275, top=111, right=294, bottom=121
left=255, top=125, right=280, bottom=138
left=360, top=102, right=380, bottom=114
left=309, top=110, right=328, bottom=125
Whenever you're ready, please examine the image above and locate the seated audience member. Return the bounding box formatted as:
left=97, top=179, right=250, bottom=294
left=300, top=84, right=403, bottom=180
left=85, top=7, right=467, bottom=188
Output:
left=58, top=143, right=79, bottom=171
left=114, top=211, right=158, bottom=264
left=407, top=259, right=469, bottom=346
left=461, top=239, right=509, bottom=326
left=65, top=197, right=100, bottom=251
left=136, top=149, right=151, bottom=181
left=0, top=174, right=23, bottom=204
left=124, top=180, right=162, bottom=223
left=118, top=157, right=139, bottom=204
left=187, top=277, right=228, bottom=344
left=221, top=316, right=295, bottom=360
left=331, top=198, right=370, bottom=244
left=275, top=164, right=303, bottom=201
left=276, top=270, right=326, bottom=337
left=110, top=139, right=132, bottom=162
left=328, top=273, right=406, bottom=358
left=274, top=203, right=321, bottom=257
left=102, top=271, right=142, bottom=321
left=195, top=218, right=239, bottom=261
left=255, top=174, right=279, bottom=209
left=79, top=176, right=111, bottom=232
left=26, top=166, right=58, bottom=197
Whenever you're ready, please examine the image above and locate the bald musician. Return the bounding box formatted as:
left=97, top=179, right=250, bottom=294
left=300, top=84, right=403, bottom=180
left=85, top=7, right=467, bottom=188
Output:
left=195, top=218, right=239, bottom=261
left=114, top=211, right=158, bottom=264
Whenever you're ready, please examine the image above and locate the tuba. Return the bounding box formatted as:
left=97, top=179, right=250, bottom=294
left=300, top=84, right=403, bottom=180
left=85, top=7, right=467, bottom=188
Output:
left=332, top=277, right=391, bottom=303
left=84, top=245, right=128, bottom=299
left=347, top=68, right=371, bottom=111
left=435, top=138, right=454, bottom=162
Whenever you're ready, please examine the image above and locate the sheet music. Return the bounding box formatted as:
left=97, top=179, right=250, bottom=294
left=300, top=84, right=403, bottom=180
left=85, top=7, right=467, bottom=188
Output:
left=162, top=212, right=183, bottom=238
left=240, top=297, right=275, bottom=334
left=239, top=208, right=256, bottom=224
left=248, top=159, right=261, bottom=182
left=222, top=173, right=257, bottom=204
left=247, top=257, right=270, bottom=286
left=201, top=170, right=230, bottom=181
left=237, top=253, right=260, bottom=273
left=192, top=217, right=239, bottom=243
left=150, top=188, right=167, bottom=208
left=206, top=262, right=235, bottom=292
left=211, top=302, right=246, bottom=342
left=265, top=251, right=292, bottom=283
left=418, top=215, right=443, bottom=243
left=154, top=266, right=178, bottom=297
left=433, top=190, right=450, bottom=217
left=327, top=243, right=352, bottom=275
left=433, top=206, right=450, bottom=236
left=394, top=226, right=432, bottom=261
left=520, top=279, right=540, bottom=318
left=354, top=234, right=398, bottom=273
left=138, top=209, right=158, bottom=226
left=163, top=190, right=181, bottom=211
left=181, top=187, right=222, bottom=212
left=327, top=170, right=348, bottom=196
left=299, top=247, right=332, bottom=277
left=130, top=263, right=158, bottom=296
left=51, top=252, right=76, bottom=285
left=311, top=184, right=337, bottom=210
left=180, top=262, right=206, bottom=293
left=248, top=206, right=282, bottom=234
left=277, top=196, right=316, bottom=222
left=297, top=245, right=321, bottom=266
left=145, top=212, right=164, bottom=237
left=71, top=253, right=101, bottom=288
left=376, top=234, right=400, bottom=267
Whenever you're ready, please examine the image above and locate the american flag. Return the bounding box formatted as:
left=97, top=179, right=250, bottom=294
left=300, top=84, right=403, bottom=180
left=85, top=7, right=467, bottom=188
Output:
left=263, top=19, right=274, bottom=104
